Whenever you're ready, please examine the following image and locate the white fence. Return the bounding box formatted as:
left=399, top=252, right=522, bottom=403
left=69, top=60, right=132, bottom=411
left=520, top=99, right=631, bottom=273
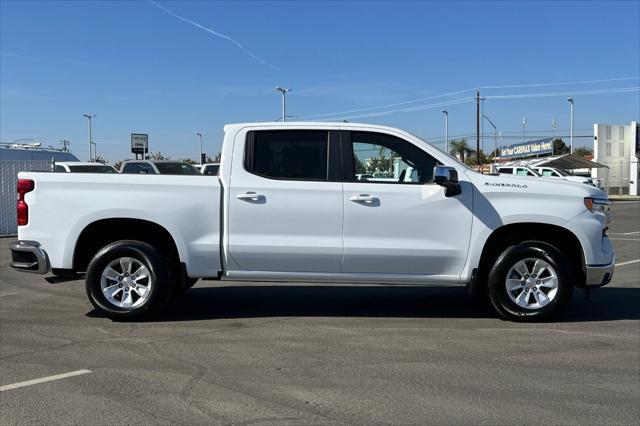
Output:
left=1, top=160, right=50, bottom=235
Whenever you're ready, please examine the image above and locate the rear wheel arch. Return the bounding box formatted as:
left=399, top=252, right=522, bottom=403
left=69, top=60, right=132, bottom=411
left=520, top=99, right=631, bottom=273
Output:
left=73, top=218, right=182, bottom=273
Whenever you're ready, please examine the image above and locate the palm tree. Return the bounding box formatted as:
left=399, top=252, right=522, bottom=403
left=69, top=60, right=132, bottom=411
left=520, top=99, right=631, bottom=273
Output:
left=449, top=139, right=470, bottom=162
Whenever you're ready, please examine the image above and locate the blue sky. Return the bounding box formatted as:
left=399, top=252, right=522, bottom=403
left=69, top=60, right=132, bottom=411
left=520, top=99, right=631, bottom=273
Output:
left=1, top=0, right=639, bottom=162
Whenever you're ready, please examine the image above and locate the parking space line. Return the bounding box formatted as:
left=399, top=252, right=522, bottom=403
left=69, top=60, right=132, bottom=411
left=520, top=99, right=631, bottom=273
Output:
left=615, top=259, right=640, bottom=267
left=0, top=369, right=91, bottom=392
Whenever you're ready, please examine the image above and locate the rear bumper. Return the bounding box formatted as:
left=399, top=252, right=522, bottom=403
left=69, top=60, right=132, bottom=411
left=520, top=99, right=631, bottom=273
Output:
left=10, top=241, right=49, bottom=274
left=585, top=260, right=614, bottom=288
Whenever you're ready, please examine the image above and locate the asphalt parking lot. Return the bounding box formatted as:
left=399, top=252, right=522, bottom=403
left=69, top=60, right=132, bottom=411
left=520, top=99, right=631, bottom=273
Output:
left=1, top=202, right=638, bottom=425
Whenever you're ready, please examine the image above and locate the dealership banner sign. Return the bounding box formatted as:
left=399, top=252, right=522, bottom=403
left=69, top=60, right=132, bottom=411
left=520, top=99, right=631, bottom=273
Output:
left=501, top=138, right=553, bottom=159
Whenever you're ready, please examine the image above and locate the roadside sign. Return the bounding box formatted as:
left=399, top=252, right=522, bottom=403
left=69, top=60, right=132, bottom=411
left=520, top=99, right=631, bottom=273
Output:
left=501, top=138, right=553, bottom=159
left=131, top=133, right=148, bottom=155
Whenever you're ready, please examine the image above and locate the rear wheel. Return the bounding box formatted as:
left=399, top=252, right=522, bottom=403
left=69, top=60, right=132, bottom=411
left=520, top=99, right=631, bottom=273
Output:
left=85, top=240, right=172, bottom=319
left=487, top=241, right=573, bottom=321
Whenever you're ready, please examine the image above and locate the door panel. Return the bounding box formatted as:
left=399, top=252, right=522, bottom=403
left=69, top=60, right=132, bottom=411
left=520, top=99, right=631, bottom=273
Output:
left=227, top=129, right=343, bottom=273
left=341, top=131, right=473, bottom=277
left=342, top=182, right=472, bottom=276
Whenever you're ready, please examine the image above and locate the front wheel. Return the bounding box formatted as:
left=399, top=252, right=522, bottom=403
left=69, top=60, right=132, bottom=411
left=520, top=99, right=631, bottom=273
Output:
left=85, top=240, right=172, bottom=319
left=487, top=241, right=574, bottom=322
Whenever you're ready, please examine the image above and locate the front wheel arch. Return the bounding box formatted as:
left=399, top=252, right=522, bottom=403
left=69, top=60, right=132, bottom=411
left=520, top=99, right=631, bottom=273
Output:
left=475, top=223, right=585, bottom=292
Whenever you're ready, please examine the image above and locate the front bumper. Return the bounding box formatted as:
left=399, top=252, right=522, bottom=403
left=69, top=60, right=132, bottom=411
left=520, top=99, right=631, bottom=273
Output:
left=585, top=260, right=614, bottom=288
left=10, top=241, right=49, bottom=274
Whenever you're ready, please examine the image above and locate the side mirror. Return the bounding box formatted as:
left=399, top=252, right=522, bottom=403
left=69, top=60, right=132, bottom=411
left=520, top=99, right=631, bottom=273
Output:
left=433, top=166, right=461, bottom=197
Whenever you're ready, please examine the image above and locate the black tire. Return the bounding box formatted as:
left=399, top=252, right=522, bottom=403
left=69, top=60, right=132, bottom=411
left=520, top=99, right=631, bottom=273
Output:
left=85, top=240, right=172, bottom=319
left=487, top=241, right=574, bottom=322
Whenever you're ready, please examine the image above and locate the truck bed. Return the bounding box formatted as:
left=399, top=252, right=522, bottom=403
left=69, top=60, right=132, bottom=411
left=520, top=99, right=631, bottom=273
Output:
left=17, top=172, right=221, bottom=278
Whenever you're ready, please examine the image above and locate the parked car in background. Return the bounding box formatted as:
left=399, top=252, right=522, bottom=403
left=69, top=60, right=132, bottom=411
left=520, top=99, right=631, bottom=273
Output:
left=53, top=162, right=118, bottom=173
left=532, top=166, right=595, bottom=186
left=120, top=160, right=201, bottom=175
left=200, top=163, right=220, bottom=175
left=493, top=165, right=541, bottom=177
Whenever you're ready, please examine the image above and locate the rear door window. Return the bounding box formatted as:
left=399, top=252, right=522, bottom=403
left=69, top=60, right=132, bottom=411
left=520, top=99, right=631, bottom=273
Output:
left=497, top=167, right=513, bottom=174
left=245, top=130, right=329, bottom=180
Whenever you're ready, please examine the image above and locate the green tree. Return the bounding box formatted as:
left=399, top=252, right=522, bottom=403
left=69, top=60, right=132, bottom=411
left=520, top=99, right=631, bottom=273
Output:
left=552, top=139, right=570, bottom=155
left=573, top=146, right=593, bottom=157
left=147, top=151, right=170, bottom=160
left=449, top=139, right=471, bottom=162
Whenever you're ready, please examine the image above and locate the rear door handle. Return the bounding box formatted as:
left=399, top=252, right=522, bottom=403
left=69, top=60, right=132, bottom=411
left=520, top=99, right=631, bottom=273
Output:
left=236, top=192, right=265, bottom=201
left=349, top=194, right=378, bottom=203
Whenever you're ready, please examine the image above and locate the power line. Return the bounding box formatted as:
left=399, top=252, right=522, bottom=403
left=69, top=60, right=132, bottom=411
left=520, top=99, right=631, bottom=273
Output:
left=308, top=87, right=638, bottom=121
left=484, top=86, right=640, bottom=100
left=299, top=87, right=476, bottom=120
left=319, top=97, right=475, bottom=121
left=299, top=76, right=639, bottom=121
left=480, top=76, right=639, bottom=90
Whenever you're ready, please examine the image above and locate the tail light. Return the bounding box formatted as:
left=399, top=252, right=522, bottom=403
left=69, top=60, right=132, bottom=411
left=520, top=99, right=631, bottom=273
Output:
left=17, top=179, right=34, bottom=226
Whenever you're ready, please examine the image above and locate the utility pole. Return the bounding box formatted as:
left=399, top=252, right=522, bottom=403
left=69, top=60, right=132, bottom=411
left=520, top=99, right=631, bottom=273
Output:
left=476, top=90, right=481, bottom=172
left=196, top=132, right=203, bottom=164
left=275, top=87, right=291, bottom=122
left=82, top=114, right=96, bottom=161
left=441, top=110, right=449, bottom=154
left=60, top=140, right=70, bottom=152
left=568, top=98, right=574, bottom=154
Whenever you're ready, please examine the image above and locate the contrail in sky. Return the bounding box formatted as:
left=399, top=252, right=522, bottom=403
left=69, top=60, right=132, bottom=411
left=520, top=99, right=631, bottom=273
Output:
left=147, top=0, right=280, bottom=72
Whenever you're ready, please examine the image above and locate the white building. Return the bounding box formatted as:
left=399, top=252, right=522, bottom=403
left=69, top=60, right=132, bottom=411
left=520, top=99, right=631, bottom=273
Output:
left=592, top=122, right=639, bottom=195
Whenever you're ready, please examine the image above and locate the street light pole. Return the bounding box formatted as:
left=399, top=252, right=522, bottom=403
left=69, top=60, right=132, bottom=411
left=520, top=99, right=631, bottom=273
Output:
left=82, top=114, right=96, bottom=161
left=522, top=117, right=527, bottom=143
left=196, top=132, right=203, bottom=164
left=568, top=98, right=574, bottom=154
left=275, top=87, right=291, bottom=122
left=441, top=110, right=449, bottom=153
left=482, top=115, right=497, bottom=159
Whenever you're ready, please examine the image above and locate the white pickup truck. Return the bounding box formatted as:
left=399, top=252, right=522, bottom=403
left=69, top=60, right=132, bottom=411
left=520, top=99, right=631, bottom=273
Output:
left=10, top=122, right=614, bottom=321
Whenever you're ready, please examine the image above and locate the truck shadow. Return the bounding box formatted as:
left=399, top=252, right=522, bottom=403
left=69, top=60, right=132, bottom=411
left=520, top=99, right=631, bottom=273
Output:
left=131, top=285, right=640, bottom=323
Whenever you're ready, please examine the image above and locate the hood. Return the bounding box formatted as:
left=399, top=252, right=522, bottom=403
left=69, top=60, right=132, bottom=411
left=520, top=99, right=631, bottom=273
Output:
left=465, top=170, right=607, bottom=199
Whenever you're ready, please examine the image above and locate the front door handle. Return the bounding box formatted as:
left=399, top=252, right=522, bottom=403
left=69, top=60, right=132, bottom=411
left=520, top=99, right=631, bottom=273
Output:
left=349, top=194, right=378, bottom=203
left=236, top=192, right=265, bottom=201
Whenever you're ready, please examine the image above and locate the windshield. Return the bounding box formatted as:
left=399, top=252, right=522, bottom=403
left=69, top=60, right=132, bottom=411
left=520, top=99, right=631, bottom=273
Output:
left=556, top=168, right=571, bottom=176
left=154, top=162, right=201, bottom=175
left=68, top=165, right=117, bottom=173
left=407, top=131, right=470, bottom=170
